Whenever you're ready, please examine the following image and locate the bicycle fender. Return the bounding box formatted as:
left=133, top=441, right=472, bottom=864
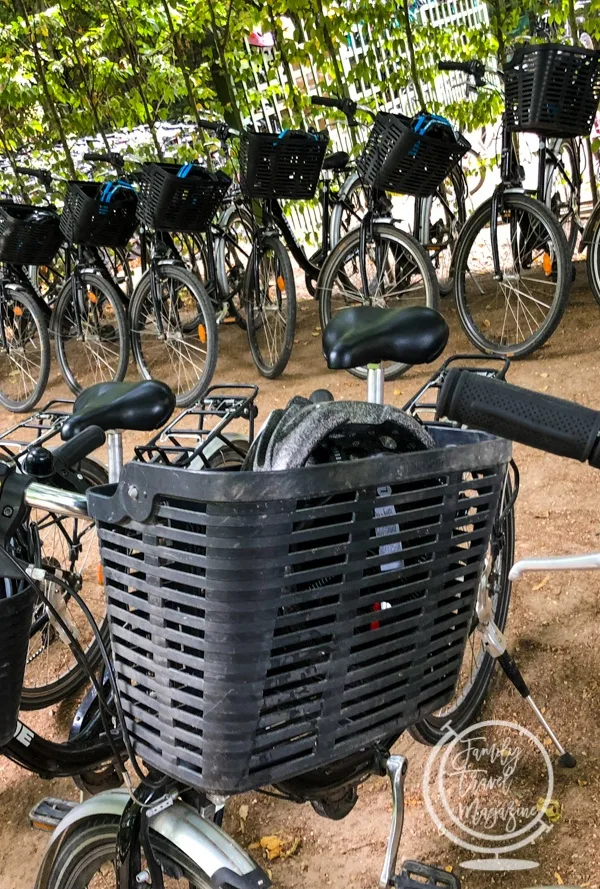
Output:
left=35, top=789, right=268, bottom=889
left=580, top=201, right=600, bottom=246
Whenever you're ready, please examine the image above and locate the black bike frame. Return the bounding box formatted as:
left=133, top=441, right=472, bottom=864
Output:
left=2, top=712, right=120, bottom=779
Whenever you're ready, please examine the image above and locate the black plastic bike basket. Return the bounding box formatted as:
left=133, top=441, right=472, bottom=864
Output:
left=504, top=43, right=600, bottom=137
left=89, top=428, right=510, bottom=795
left=0, top=587, right=36, bottom=746
left=60, top=181, right=138, bottom=248
left=136, top=163, right=232, bottom=233
left=357, top=112, right=470, bottom=198
left=240, top=129, right=329, bottom=199
left=0, top=204, right=62, bottom=266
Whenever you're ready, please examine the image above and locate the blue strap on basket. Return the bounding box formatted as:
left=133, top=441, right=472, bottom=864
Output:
left=98, top=179, right=135, bottom=215
left=273, top=129, right=319, bottom=146
left=408, top=112, right=455, bottom=158
left=177, top=163, right=194, bottom=178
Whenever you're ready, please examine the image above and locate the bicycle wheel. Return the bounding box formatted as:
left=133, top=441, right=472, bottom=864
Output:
left=54, top=271, right=129, bottom=394
left=318, top=223, right=440, bottom=380
left=586, top=213, right=600, bottom=307
left=98, top=246, right=134, bottom=300
left=463, top=148, right=486, bottom=197
left=423, top=167, right=467, bottom=296
left=245, top=234, right=296, bottom=378
left=409, top=476, right=515, bottom=744
left=216, top=205, right=253, bottom=328
left=30, top=245, right=70, bottom=309
left=453, top=192, right=571, bottom=358
left=169, top=232, right=209, bottom=281
left=20, top=457, right=109, bottom=710
left=330, top=171, right=369, bottom=248
left=545, top=138, right=581, bottom=255
left=44, top=815, right=212, bottom=889
left=130, top=263, right=218, bottom=407
left=0, top=285, right=50, bottom=412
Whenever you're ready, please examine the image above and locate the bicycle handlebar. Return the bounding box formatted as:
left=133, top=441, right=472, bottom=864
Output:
left=438, top=60, right=487, bottom=86
left=310, top=95, right=375, bottom=123
left=55, top=425, right=106, bottom=464
left=15, top=166, right=53, bottom=188
left=197, top=119, right=239, bottom=139
left=84, top=152, right=125, bottom=169
left=438, top=369, right=600, bottom=468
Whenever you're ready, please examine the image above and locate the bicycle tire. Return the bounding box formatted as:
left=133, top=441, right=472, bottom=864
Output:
left=130, top=263, right=218, bottom=407
left=409, top=478, right=515, bottom=744
left=54, top=270, right=129, bottom=395
left=330, top=170, right=367, bottom=249
left=98, top=246, right=134, bottom=300
left=317, top=223, right=440, bottom=381
left=215, top=204, right=252, bottom=328
left=43, top=815, right=212, bottom=889
left=245, top=234, right=296, bottom=379
left=453, top=192, right=571, bottom=358
left=0, top=284, right=51, bottom=412
left=544, top=138, right=581, bottom=255
left=20, top=457, right=110, bottom=710
left=586, top=213, right=600, bottom=308
left=422, top=166, right=467, bottom=297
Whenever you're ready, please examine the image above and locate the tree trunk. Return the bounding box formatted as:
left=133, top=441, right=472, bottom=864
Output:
left=57, top=0, right=112, bottom=153
left=402, top=0, right=426, bottom=109
left=0, top=125, right=29, bottom=202
left=17, top=0, right=77, bottom=177
left=159, top=0, right=204, bottom=130
left=104, top=0, right=164, bottom=158
left=207, top=3, right=244, bottom=130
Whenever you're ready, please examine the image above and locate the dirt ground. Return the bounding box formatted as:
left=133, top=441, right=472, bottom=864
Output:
left=1, top=263, right=600, bottom=889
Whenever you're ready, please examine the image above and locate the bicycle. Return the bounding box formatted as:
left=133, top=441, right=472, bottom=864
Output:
left=127, top=160, right=223, bottom=406
left=439, top=53, right=578, bottom=358
left=316, top=106, right=472, bottom=381
left=316, top=98, right=468, bottom=297
left=12, top=308, right=572, bottom=889
left=197, top=118, right=335, bottom=378
left=0, top=201, right=59, bottom=411
left=15, top=164, right=135, bottom=306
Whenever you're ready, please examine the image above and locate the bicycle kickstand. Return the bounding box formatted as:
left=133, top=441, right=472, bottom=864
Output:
left=477, top=561, right=576, bottom=768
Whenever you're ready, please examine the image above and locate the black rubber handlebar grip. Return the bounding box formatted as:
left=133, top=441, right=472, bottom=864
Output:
left=310, top=96, right=343, bottom=108
left=83, top=152, right=123, bottom=165
left=15, top=166, right=48, bottom=180
left=54, top=426, right=106, bottom=468
left=438, top=61, right=473, bottom=73
left=438, top=369, right=600, bottom=467
left=196, top=119, right=221, bottom=132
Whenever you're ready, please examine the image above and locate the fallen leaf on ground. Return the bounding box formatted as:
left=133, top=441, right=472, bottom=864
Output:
left=554, top=873, right=564, bottom=885
left=253, top=834, right=301, bottom=861
left=537, top=798, right=562, bottom=823
left=239, top=803, right=249, bottom=832
left=532, top=575, right=549, bottom=591
left=393, top=388, right=402, bottom=396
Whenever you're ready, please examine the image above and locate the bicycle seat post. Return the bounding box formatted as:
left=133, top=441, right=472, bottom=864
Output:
left=367, top=362, right=384, bottom=404
left=106, top=430, right=123, bottom=483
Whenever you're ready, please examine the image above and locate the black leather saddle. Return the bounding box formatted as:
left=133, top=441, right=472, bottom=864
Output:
left=322, top=150, right=350, bottom=172
left=61, top=380, right=175, bottom=440
left=322, top=306, right=449, bottom=369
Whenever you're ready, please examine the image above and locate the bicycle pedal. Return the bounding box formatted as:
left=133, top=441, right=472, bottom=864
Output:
left=393, top=860, right=460, bottom=889
left=29, top=797, right=77, bottom=831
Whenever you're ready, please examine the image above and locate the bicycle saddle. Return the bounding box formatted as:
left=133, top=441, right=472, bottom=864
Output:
left=61, top=380, right=176, bottom=440
left=323, top=306, right=449, bottom=369
left=322, top=150, right=350, bottom=171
